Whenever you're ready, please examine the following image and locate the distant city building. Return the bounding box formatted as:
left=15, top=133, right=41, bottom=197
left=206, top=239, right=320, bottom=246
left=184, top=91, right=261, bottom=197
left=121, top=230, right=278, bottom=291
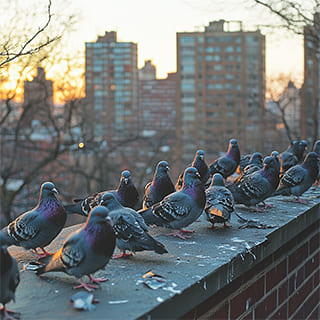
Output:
left=176, top=20, right=265, bottom=163
left=23, top=67, right=53, bottom=126
left=139, top=59, right=156, bottom=81
left=139, top=60, right=176, bottom=139
left=85, top=31, right=139, bottom=139
left=301, top=13, right=320, bottom=142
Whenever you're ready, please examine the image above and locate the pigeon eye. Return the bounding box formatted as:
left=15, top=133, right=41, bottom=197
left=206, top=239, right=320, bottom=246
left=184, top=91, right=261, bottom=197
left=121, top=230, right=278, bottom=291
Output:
left=44, top=187, right=49, bottom=190
left=96, top=212, right=100, bottom=216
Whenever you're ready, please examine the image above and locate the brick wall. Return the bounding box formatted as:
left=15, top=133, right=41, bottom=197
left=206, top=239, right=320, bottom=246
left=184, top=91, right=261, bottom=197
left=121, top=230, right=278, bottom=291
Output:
left=182, top=220, right=320, bottom=320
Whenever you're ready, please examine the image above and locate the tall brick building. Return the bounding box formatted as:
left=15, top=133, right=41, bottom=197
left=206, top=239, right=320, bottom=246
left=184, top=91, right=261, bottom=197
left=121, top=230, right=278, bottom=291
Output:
left=176, top=20, right=265, bottom=163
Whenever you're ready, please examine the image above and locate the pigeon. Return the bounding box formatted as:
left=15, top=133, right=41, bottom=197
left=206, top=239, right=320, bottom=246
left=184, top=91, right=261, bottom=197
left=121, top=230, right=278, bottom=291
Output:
left=65, top=170, right=140, bottom=216
left=312, top=140, right=320, bottom=183
left=175, top=149, right=210, bottom=190
left=100, top=192, right=168, bottom=258
left=139, top=167, right=206, bottom=239
left=279, top=140, right=308, bottom=173
left=209, top=139, right=240, bottom=179
left=273, top=152, right=319, bottom=203
left=238, top=153, right=252, bottom=173
left=0, top=244, right=20, bottom=320
left=270, top=150, right=281, bottom=173
left=36, top=206, right=116, bottom=292
left=1, top=182, right=66, bottom=259
left=227, top=156, right=280, bottom=211
left=205, top=173, right=235, bottom=228
left=142, top=161, right=175, bottom=209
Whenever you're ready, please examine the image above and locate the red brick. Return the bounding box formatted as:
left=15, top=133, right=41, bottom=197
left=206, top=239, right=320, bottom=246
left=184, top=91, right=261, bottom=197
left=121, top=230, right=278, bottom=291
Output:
left=288, top=266, right=304, bottom=295
left=209, top=303, right=229, bottom=320
left=254, top=291, right=277, bottom=319
left=272, top=302, right=288, bottom=320
left=309, top=233, right=319, bottom=254
left=309, top=305, right=320, bottom=320
left=304, top=288, right=320, bottom=317
left=305, top=253, right=319, bottom=276
left=288, top=278, right=313, bottom=316
left=230, top=277, right=264, bottom=319
left=288, top=243, right=308, bottom=273
left=266, top=259, right=287, bottom=292
left=278, top=280, right=288, bottom=305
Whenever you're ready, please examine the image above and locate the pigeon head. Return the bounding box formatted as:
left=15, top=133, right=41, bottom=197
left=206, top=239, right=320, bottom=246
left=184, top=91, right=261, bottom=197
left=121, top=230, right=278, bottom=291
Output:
left=313, top=140, right=320, bottom=155
left=226, top=138, right=240, bottom=162
left=271, top=150, right=279, bottom=159
left=195, top=150, right=205, bottom=161
left=87, top=206, right=111, bottom=225
left=156, top=161, right=170, bottom=173
left=250, top=152, right=263, bottom=164
left=120, top=170, right=131, bottom=185
left=262, top=156, right=277, bottom=169
left=40, top=182, right=58, bottom=199
left=210, top=173, right=225, bottom=187
left=100, top=192, right=121, bottom=211
left=183, top=167, right=201, bottom=185
left=303, top=152, right=319, bottom=163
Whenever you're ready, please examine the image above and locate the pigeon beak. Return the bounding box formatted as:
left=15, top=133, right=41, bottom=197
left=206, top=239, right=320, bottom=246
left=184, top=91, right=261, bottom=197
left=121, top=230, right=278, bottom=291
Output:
left=52, top=188, right=58, bottom=194
left=166, top=166, right=170, bottom=171
left=124, top=178, right=129, bottom=184
left=200, top=155, right=204, bottom=160
left=196, top=172, right=201, bottom=178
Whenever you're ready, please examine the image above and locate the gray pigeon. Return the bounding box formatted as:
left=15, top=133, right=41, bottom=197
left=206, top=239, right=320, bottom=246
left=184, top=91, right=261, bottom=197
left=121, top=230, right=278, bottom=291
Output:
left=36, top=206, right=116, bottom=292
left=143, top=161, right=175, bottom=209
left=227, top=156, right=280, bottom=211
left=1, top=182, right=66, bottom=258
left=65, top=170, right=140, bottom=216
left=0, top=244, right=20, bottom=320
left=176, top=150, right=211, bottom=190
left=139, top=167, right=206, bottom=239
left=209, top=139, right=240, bottom=179
left=271, top=150, right=281, bottom=173
left=100, top=192, right=168, bottom=258
left=279, top=140, right=308, bottom=173
left=273, top=152, right=319, bottom=203
left=312, top=140, right=320, bottom=183
left=205, top=173, right=234, bottom=228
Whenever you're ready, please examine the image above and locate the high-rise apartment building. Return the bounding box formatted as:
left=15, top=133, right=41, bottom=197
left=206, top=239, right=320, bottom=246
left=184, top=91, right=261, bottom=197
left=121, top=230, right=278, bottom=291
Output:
left=85, top=31, right=139, bottom=139
left=176, top=20, right=265, bottom=163
left=139, top=60, right=176, bottom=137
left=301, top=13, right=320, bottom=142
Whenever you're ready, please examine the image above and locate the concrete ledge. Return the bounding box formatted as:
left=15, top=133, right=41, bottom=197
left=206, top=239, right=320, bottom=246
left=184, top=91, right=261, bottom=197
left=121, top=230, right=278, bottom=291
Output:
left=7, top=188, right=320, bottom=320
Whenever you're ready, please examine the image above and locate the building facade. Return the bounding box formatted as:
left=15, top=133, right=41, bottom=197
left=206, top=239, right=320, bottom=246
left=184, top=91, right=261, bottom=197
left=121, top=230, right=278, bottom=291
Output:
left=176, top=20, right=265, bottom=163
left=85, top=31, right=139, bottom=139
left=301, top=13, right=320, bottom=143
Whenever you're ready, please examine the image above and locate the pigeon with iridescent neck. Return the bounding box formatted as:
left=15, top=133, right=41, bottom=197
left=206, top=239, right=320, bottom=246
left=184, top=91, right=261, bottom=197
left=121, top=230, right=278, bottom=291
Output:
left=0, top=244, right=20, bottom=320
left=36, top=206, right=116, bottom=292
left=227, top=156, right=280, bottom=211
left=1, top=182, right=66, bottom=258
left=205, top=173, right=234, bottom=228
left=139, top=167, right=206, bottom=239
left=209, top=139, right=240, bottom=179
left=143, top=161, right=175, bottom=209
left=176, top=150, right=210, bottom=190
left=65, top=170, right=140, bottom=216
left=273, top=152, right=319, bottom=203
left=100, top=192, right=168, bottom=258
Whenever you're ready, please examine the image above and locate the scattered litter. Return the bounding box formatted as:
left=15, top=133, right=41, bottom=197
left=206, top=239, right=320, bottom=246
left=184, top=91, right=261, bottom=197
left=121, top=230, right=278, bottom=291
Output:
left=163, top=282, right=181, bottom=294
left=235, top=212, right=276, bottom=229
left=177, top=241, right=197, bottom=245
left=157, top=297, right=164, bottom=303
left=70, top=291, right=99, bottom=311
left=142, top=270, right=166, bottom=290
left=22, top=261, right=43, bottom=271
left=108, top=300, right=129, bottom=305
left=55, top=290, right=59, bottom=294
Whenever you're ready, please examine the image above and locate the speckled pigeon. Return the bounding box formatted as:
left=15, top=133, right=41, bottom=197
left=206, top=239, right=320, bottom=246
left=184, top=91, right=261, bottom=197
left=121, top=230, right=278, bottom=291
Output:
left=143, top=161, right=175, bottom=209
left=205, top=173, right=234, bottom=228
left=273, top=152, right=319, bottom=203
left=176, top=149, right=211, bottom=190
left=65, top=170, right=140, bottom=216
left=36, top=206, right=116, bottom=292
left=227, top=156, right=280, bottom=210
left=209, top=139, right=240, bottom=179
left=0, top=244, right=20, bottom=320
left=279, top=140, right=308, bottom=173
left=1, top=182, right=66, bottom=259
left=139, top=167, right=206, bottom=239
left=100, top=192, right=168, bottom=258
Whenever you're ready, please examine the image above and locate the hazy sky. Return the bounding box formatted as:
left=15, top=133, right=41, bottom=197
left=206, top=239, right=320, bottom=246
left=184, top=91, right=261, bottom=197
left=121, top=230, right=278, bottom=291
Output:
left=7, top=0, right=304, bottom=83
